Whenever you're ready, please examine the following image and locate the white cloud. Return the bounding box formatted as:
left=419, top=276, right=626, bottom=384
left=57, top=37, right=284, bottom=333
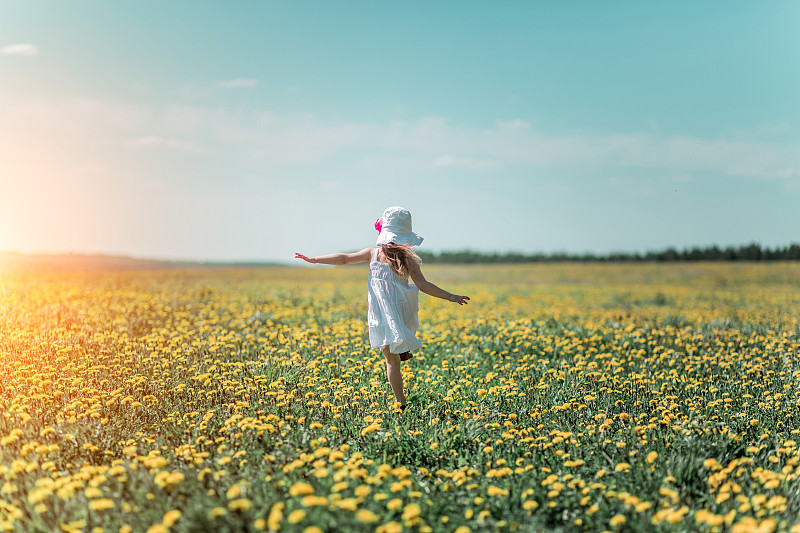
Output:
left=2, top=93, right=798, bottom=183
left=1, top=43, right=38, bottom=56
left=217, top=78, right=258, bottom=88
left=158, top=110, right=799, bottom=179
left=1, top=96, right=151, bottom=136
left=155, top=106, right=370, bottom=163
left=496, top=119, right=530, bottom=131
left=412, top=124, right=800, bottom=182
left=320, top=181, right=341, bottom=190
left=126, top=135, right=207, bottom=153
left=433, top=155, right=502, bottom=170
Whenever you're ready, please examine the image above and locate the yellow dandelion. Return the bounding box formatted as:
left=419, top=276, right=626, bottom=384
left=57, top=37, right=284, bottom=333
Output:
left=287, top=510, right=305, bottom=524
left=360, top=423, right=380, bottom=436
left=335, top=498, right=359, bottom=511
left=487, top=486, right=509, bottom=497
left=289, top=482, right=315, bottom=496
left=84, top=487, right=103, bottom=498
left=166, top=472, right=184, bottom=485
left=355, top=509, right=380, bottom=523
left=635, top=501, right=652, bottom=512
left=228, top=498, right=252, bottom=512
left=208, top=507, right=227, bottom=519
left=402, top=503, right=421, bottom=522
left=610, top=514, right=626, bottom=527
left=88, top=499, right=115, bottom=511
left=376, top=522, right=403, bottom=533
left=60, top=520, right=87, bottom=532
left=267, top=502, right=284, bottom=530
left=226, top=485, right=242, bottom=499
left=162, top=510, right=181, bottom=527
left=301, top=495, right=329, bottom=506
left=387, top=498, right=403, bottom=511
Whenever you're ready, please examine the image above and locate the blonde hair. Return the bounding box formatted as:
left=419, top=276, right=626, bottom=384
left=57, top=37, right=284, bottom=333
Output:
left=380, top=243, right=420, bottom=279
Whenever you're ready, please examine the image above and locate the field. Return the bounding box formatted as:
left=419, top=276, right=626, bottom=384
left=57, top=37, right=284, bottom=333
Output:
left=1, top=262, right=800, bottom=533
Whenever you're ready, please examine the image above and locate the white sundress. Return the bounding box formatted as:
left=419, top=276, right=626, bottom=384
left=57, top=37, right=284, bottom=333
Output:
left=367, top=248, right=422, bottom=354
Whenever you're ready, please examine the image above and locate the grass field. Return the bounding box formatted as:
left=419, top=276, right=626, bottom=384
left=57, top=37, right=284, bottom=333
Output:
left=1, top=262, right=800, bottom=532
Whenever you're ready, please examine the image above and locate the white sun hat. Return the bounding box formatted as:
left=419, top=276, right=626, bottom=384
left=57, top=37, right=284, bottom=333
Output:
left=375, top=206, right=424, bottom=247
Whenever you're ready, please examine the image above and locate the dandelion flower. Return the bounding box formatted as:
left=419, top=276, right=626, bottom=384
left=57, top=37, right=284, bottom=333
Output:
left=289, top=482, right=314, bottom=496
left=387, top=498, right=403, bottom=511
left=402, top=503, right=421, bottom=522
left=610, top=514, right=626, bottom=527
left=356, top=509, right=380, bottom=523
left=162, top=510, right=181, bottom=527
left=208, top=507, right=227, bottom=519
left=267, top=502, right=284, bottom=530
left=376, top=522, right=402, bottom=533
left=487, top=486, right=509, bottom=497
left=88, top=499, right=114, bottom=511
left=228, top=498, right=252, bottom=512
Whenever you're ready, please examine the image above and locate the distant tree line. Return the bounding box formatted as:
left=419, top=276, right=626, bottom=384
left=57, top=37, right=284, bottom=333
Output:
left=416, top=243, right=800, bottom=264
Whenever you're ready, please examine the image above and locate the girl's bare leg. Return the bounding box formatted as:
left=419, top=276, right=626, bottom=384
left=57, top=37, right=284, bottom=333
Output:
left=382, top=346, right=407, bottom=406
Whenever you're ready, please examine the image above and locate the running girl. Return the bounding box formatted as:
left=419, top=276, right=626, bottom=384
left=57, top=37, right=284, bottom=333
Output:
left=295, top=206, right=469, bottom=411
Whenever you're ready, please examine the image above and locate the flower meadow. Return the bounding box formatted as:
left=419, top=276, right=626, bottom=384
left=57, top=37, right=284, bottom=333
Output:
left=1, top=262, right=800, bottom=533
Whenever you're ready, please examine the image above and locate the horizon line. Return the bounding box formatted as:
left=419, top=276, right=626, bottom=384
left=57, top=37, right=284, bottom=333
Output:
left=2, top=240, right=798, bottom=266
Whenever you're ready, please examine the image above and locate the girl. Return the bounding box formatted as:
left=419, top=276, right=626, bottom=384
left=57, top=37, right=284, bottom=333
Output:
left=295, top=206, right=469, bottom=412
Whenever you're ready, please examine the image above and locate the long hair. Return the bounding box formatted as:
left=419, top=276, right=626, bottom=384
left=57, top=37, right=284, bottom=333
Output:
left=380, top=243, right=420, bottom=279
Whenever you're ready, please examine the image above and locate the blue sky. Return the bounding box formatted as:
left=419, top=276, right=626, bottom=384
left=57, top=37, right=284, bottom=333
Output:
left=1, top=1, right=798, bottom=261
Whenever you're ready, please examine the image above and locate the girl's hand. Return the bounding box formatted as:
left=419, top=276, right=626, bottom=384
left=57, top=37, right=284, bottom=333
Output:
left=449, top=294, right=470, bottom=305
left=294, top=253, right=315, bottom=264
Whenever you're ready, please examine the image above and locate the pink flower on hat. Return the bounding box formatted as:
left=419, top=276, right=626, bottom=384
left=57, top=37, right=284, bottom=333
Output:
left=375, top=206, right=424, bottom=247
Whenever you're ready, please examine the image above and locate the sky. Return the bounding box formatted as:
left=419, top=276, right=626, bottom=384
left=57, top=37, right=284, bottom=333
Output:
left=1, top=1, right=799, bottom=262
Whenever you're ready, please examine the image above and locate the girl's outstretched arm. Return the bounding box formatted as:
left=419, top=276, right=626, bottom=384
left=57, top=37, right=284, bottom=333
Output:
left=408, top=261, right=470, bottom=305
left=294, top=247, right=373, bottom=265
